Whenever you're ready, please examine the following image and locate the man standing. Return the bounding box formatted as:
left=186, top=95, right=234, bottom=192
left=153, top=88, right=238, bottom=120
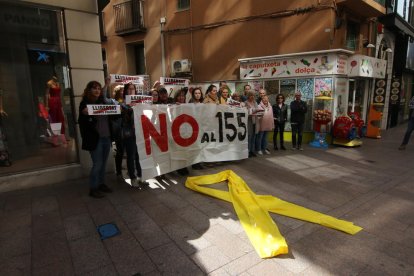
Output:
left=398, top=95, right=414, bottom=150
left=290, top=91, right=307, bottom=150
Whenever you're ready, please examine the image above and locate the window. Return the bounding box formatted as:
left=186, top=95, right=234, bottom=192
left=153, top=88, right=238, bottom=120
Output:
left=177, top=0, right=190, bottom=10
left=0, top=2, right=77, bottom=174
left=345, top=21, right=359, bottom=50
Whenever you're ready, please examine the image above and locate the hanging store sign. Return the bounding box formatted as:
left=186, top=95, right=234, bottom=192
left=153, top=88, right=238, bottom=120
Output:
left=389, top=78, right=401, bottom=105
left=373, top=79, right=386, bottom=105
left=347, top=55, right=387, bottom=78
left=240, top=53, right=349, bottom=80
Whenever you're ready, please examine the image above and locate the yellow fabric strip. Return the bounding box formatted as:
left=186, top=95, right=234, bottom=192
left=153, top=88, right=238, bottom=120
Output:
left=185, top=170, right=362, bottom=258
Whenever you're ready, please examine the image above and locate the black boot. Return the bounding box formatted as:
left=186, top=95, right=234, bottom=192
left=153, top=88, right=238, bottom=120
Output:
left=89, top=189, right=105, bottom=198
left=273, top=144, right=278, bottom=150
left=99, top=184, right=113, bottom=193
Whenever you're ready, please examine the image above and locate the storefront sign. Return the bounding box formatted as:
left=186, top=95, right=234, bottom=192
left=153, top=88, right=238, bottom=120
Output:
left=348, top=55, right=387, bottom=78
left=134, top=104, right=248, bottom=180
left=373, top=79, right=386, bottom=105
left=389, top=78, right=400, bottom=105
left=240, top=53, right=348, bottom=80
left=87, top=105, right=121, bottom=115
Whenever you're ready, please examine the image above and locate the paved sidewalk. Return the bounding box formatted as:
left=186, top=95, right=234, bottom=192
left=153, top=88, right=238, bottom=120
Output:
left=1, top=125, right=413, bottom=275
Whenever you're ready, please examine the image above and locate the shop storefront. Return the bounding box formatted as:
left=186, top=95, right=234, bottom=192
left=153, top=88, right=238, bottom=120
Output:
left=0, top=0, right=105, bottom=191
left=0, top=1, right=78, bottom=176
left=238, top=49, right=387, bottom=141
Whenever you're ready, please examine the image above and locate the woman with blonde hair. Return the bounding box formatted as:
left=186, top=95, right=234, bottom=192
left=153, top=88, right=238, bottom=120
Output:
left=256, top=95, right=274, bottom=155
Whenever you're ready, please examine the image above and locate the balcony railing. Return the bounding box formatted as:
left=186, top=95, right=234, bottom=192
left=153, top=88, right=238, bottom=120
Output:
left=113, top=0, right=145, bottom=36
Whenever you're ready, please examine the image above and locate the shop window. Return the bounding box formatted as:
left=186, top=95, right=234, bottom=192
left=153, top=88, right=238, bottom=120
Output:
left=177, top=0, right=190, bottom=10
left=348, top=79, right=366, bottom=118
left=298, top=78, right=315, bottom=131
left=345, top=21, right=359, bottom=50
left=0, top=2, right=77, bottom=175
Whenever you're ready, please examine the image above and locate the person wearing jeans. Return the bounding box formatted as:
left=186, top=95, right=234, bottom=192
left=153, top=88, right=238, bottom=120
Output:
left=399, top=95, right=414, bottom=150
left=272, top=94, right=288, bottom=150
left=256, top=95, right=274, bottom=155
left=78, top=81, right=114, bottom=198
left=290, top=91, right=307, bottom=150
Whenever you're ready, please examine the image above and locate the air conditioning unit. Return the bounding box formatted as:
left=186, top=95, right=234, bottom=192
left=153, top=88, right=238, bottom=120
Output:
left=171, top=59, right=192, bottom=75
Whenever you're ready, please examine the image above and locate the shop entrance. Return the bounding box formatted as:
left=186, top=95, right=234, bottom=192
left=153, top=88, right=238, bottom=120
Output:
left=0, top=2, right=77, bottom=175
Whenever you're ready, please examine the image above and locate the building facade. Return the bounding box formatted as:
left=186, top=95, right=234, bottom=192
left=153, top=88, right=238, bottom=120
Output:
left=0, top=0, right=105, bottom=191
left=103, top=0, right=398, bottom=133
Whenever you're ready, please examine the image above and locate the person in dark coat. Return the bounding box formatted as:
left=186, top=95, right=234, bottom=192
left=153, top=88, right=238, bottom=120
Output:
left=78, top=81, right=114, bottom=198
left=272, top=94, right=288, bottom=150
left=290, top=91, right=307, bottom=150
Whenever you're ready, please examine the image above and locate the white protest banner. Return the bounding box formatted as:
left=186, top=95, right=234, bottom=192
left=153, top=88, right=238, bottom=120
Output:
left=160, top=77, right=189, bottom=97
left=110, top=74, right=144, bottom=85
left=87, top=105, right=120, bottom=115
left=126, top=95, right=153, bottom=105
left=133, top=103, right=248, bottom=180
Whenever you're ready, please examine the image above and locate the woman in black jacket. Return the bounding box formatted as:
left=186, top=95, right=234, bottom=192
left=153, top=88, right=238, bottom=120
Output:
left=272, top=94, right=288, bottom=150
left=78, top=81, right=113, bottom=198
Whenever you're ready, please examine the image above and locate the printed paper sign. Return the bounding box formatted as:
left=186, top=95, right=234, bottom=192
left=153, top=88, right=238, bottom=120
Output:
left=160, top=77, right=190, bottom=97
left=110, top=74, right=144, bottom=85
left=87, top=105, right=121, bottom=115
left=126, top=95, right=153, bottom=105
left=134, top=104, right=248, bottom=180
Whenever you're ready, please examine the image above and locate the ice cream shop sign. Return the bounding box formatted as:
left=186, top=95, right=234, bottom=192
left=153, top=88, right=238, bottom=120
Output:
left=239, top=49, right=386, bottom=80
left=239, top=51, right=352, bottom=80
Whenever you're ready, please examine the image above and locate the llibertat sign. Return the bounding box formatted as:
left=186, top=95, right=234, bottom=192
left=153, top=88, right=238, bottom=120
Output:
left=125, top=95, right=153, bottom=105
left=87, top=105, right=121, bottom=115
left=160, top=77, right=190, bottom=97
left=110, top=74, right=144, bottom=85
left=133, top=104, right=248, bottom=180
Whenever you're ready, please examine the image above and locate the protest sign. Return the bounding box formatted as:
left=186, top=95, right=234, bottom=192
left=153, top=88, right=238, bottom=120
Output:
left=133, top=103, right=248, bottom=180
left=87, top=105, right=121, bottom=115
left=125, top=95, right=153, bottom=105
left=160, top=77, right=189, bottom=97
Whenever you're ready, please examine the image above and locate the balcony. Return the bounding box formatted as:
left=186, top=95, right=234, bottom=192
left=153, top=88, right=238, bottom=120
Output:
left=113, top=0, right=145, bottom=36
left=336, top=0, right=386, bottom=18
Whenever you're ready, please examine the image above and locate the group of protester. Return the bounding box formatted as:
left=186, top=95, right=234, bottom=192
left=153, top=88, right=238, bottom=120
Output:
left=78, top=78, right=308, bottom=198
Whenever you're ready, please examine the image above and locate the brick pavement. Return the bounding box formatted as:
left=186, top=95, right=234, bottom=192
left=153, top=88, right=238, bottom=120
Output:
left=0, top=125, right=413, bottom=275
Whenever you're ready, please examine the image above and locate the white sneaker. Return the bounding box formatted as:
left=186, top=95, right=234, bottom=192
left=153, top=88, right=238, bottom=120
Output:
left=264, top=149, right=271, bottom=155
left=257, top=150, right=263, bottom=155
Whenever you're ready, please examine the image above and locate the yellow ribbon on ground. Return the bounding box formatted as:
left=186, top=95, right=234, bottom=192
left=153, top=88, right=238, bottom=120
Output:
left=185, top=170, right=362, bottom=258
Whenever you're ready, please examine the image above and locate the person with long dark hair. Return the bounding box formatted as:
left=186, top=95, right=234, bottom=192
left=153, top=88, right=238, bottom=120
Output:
left=121, top=83, right=142, bottom=187
left=189, top=87, right=204, bottom=103
left=78, top=81, right=113, bottom=198
left=272, top=93, right=288, bottom=150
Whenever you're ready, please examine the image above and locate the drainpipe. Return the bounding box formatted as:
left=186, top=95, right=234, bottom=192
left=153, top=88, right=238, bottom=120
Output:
left=160, top=17, right=166, bottom=77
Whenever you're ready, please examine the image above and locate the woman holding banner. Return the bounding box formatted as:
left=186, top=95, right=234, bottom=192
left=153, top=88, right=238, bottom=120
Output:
left=78, top=81, right=114, bottom=198
left=121, top=83, right=143, bottom=187
left=189, top=87, right=204, bottom=103
left=203, top=84, right=222, bottom=104
left=245, top=90, right=263, bottom=158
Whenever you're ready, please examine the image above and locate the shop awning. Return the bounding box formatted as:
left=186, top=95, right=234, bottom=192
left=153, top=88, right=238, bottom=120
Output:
left=379, top=13, right=414, bottom=38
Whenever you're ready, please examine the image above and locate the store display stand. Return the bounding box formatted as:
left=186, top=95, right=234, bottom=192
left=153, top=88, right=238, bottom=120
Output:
left=310, top=96, right=332, bottom=149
